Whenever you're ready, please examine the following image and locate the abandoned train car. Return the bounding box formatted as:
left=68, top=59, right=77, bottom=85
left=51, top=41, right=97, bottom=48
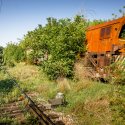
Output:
left=86, top=17, right=125, bottom=78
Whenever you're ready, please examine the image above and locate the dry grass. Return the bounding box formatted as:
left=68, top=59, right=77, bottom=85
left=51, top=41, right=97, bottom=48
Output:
left=3, top=62, right=57, bottom=102
left=74, top=60, right=86, bottom=80
left=73, top=80, right=92, bottom=92
left=84, top=98, right=111, bottom=123
left=8, top=62, right=39, bottom=81
left=72, top=97, right=111, bottom=125
left=56, top=77, right=71, bottom=93
left=74, top=59, right=94, bottom=81
left=73, top=60, right=96, bottom=92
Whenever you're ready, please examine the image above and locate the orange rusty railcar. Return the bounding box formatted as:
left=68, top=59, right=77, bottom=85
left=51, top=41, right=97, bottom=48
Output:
left=86, top=17, right=125, bottom=78
left=86, top=17, right=125, bottom=54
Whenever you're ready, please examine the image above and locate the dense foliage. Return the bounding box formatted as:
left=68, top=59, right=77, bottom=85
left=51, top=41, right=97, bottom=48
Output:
left=0, top=46, right=3, bottom=65
left=19, top=15, right=88, bottom=79
left=3, top=43, right=25, bottom=66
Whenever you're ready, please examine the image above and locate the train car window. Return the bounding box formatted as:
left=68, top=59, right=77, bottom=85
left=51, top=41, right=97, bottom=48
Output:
left=119, top=24, right=125, bottom=39
left=100, top=28, right=105, bottom=39
left=100, top=27, right=111, bottom=39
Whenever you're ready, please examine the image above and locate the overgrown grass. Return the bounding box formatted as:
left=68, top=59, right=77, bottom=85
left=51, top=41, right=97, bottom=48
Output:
left=0, top=117, right=18, bottom=125
left=0, top=63, right=58, bottom=105
left=0, top=69, right=21, bottom=104
left=0, top=62, right=125, bottom=125
left=55, top=79, right=113, bottom=125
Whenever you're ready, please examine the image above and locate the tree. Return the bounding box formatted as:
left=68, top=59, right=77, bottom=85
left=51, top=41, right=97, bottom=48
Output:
left=0, top=46, right=3, bottom=65
left=3, top=43, right=25, bottom=65
left=20, top=15, right=88, bottom=79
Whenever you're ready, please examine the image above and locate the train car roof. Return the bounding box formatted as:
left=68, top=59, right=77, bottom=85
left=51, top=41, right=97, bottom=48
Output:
left=87, top=16, right=125, bottom=31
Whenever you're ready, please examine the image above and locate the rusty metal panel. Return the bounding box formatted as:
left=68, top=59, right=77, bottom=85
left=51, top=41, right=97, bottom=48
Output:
left=86, top=17, right=125, bottom=54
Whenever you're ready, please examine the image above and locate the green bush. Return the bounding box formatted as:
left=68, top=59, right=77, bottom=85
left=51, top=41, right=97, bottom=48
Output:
left=3, top=43, right=25, bottom=65
left=109, top=62, right=125, bottom=85
left=0, top=46, right=3, bottom=65
left=20, top=15, right=88, bottom=79
left=43, top=59, right=74, bottom=79
left=26, top=52, right=35, bottom=64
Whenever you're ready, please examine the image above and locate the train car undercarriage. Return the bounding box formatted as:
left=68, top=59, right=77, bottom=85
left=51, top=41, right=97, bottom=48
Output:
left=86, top=51, right=125, bottom=81
left=85, top=17, right=125, bottom=81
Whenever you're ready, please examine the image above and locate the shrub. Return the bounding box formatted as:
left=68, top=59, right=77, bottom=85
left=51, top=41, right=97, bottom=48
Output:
left=26, top=52, right=35, bottom=64
left=43, top=59, right=74, bottom=80
left=108, top=62, right=125, bottom=85
left=0, top=46, right=3, bottom=65
left=3, top=43, right=25, bottom=65
left=20, top=15, right=88, bottom=79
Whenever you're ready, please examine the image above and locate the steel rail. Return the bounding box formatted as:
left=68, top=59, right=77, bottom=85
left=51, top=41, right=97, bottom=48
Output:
left=1, top=67, right=55, bottom=125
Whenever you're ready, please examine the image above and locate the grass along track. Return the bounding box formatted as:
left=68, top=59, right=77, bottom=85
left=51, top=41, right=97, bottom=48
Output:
left=0, top=62, right=125, bottom=124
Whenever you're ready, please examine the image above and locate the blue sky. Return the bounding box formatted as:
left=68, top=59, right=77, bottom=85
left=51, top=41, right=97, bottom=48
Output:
left=0, top=0, right=125, bottom=47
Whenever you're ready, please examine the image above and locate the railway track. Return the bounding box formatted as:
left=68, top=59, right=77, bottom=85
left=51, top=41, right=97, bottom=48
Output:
left=0, top=98, right=66, bottom=125
left=0, top=68, right=73, bottom=125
